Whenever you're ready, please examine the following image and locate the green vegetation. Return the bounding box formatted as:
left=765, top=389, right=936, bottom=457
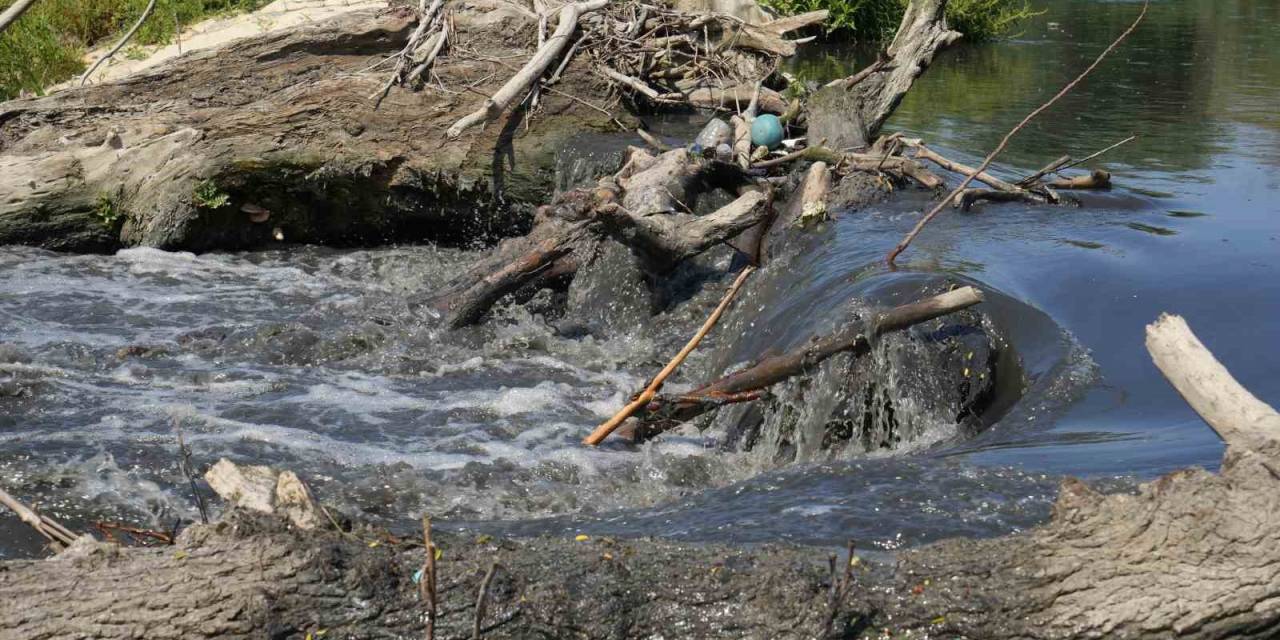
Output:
left=193, top=179, right=231, bottom=209
left=0, top=0, right=270, bottom=100
left=94, top=191, right=125, bottom=230
left=760, top=0, right=1038, bottom=41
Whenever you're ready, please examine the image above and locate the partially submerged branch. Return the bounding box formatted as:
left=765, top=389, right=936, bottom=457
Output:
left=628, top=286, right=985, bottom=437
left=887, top=0, right=1150, bottom=266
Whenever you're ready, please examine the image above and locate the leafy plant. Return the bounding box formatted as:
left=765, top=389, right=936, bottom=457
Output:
left=94, top=192, right=125, bottom=229
left=1, top=0, right=272, bottom=99
left=193, top=179, right=231, bottom=209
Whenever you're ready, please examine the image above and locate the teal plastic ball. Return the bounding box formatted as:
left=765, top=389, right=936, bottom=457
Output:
left=750, top=114, right=785, bottom=150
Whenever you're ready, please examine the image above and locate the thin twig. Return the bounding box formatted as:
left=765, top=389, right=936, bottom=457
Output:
left=473, top=562, right=501, bottom=640
left=885, top=0, right=1149, bottom=266
left=175, top=422, right=208, bottom=524
left=422, top=514, right=438, bottom=640
left=1054, top=134, right=1137, bottom=174
left=583, top=265, right=756, bottom=446
left=81, top=0, right=158, bottom=86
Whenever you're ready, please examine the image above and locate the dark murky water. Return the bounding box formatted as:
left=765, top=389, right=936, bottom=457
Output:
left=2, top=0, right=1278, bottom=558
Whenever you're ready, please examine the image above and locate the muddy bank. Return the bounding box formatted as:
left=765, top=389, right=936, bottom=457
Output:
left=0, top=5, right=628, bottom=252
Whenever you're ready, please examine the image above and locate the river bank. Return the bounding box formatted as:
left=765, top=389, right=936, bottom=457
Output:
left=3, top=0, right=1280, bottom=636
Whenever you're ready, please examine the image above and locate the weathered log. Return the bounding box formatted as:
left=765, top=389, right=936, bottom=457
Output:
left=9, top=365, right=1279, bottom=640
left=1146, top=313, right=1280, bottom=452
left=0, top=6, right=628, bottom=252
left=955, top=187, right=1045, bottom=210
left=443, top=222, right=590, bottom=329
left=679, top=85, right=788, bottom=114
left=598, top=188, right=771, bottom=272
left=807, top=0, right=961, bottom=150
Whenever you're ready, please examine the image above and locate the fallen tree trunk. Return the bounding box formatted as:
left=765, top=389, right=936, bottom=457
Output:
left=0, top=5, right=628, bottom=252
left=806, top=0, right=961, bottom=151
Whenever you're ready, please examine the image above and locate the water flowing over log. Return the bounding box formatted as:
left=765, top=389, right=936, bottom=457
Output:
left=627, top=286, right=985, bottom=436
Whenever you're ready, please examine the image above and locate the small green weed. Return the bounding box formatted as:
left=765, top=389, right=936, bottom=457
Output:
left=94, top=192, right=125, bottom=229
left=193, top=179, right=231, bottom=209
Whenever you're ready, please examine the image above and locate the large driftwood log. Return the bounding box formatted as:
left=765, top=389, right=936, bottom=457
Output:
left=806, top=0, right=961, bottom=151
left=0, top=5, right=626, bottom=252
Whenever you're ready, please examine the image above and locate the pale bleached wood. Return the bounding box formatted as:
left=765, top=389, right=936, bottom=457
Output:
left=0, top=0, right=38, bottom=36
left=1146, top=313, right=1280, bottom=450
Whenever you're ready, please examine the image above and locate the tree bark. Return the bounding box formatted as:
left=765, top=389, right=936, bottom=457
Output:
left=806, top=0, right=961, bottom=151
left=5, top=431, right=1280, bottom=639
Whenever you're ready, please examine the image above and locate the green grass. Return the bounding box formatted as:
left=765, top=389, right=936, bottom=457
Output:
left=761, top=0, right=1038, bottom=41
left=1, top=0, right=270, bottom=100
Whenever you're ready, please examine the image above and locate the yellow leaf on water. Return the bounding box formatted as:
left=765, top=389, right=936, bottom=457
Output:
left=575, top=534, right=590, bottom=542
left=931, top=616, right=946, bottom=625
left=434, top=547, right=443, bottom=560
left=368, top=541, right=380, bottom=548
left=173, top=550, right=188, bottom=560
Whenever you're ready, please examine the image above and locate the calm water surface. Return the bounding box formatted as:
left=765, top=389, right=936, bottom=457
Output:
left=1, top=0, right=1277, bottom=557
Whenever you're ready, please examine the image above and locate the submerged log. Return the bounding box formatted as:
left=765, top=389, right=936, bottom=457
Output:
left=629, top=286, right=985, bottom=434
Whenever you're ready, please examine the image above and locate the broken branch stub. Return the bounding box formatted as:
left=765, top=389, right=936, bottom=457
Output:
left=807, top=0, right=961, bottom=151
left=1146, top=313, right=1280, bottom=452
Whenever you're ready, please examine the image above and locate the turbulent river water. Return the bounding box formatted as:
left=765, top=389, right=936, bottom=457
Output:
left=2, top=0, right=1277, bottom=559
